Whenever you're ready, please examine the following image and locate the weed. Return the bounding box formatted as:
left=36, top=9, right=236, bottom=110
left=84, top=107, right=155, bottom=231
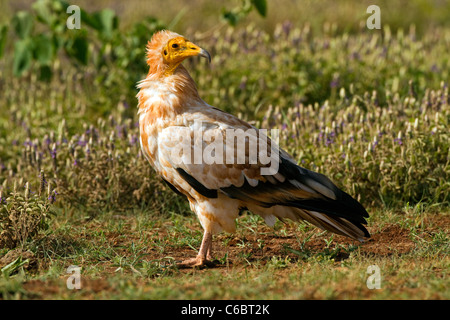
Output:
left=0, top=173, right=56, bottom=249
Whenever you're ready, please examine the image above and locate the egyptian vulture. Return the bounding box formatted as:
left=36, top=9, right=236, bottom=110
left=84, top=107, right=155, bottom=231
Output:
left=137, top=30, right=370, bottom=267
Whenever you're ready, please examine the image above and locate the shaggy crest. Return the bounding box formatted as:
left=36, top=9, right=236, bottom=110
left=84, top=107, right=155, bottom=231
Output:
left=145, top=30, right=182, bottom=76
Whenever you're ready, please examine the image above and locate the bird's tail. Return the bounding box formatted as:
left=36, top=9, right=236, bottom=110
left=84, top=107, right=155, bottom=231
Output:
left=292, top=208, right=369, bottom=242
left=258, top=204, right=370, bottom=242
left=275, top=158, right=371, bottom=242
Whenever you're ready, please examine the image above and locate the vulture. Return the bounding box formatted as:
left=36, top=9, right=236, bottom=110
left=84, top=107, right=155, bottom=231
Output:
left=137, top=30, right=370, bottom=267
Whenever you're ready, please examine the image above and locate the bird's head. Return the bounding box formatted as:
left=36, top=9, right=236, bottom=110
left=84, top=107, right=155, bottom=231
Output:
left=146, top=30, right=211, bottom=77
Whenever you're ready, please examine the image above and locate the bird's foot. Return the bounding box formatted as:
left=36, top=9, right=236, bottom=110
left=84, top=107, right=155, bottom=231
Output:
left=177, top=256, right=216, bottom=269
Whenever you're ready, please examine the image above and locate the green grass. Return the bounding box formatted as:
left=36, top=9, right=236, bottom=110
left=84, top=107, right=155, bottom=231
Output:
left=1, top=208, right=448, bottom=299
left=0, top=0, right=449, bottom=300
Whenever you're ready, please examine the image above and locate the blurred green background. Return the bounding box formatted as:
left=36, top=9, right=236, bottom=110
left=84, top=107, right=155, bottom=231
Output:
left=0, top=0, right=448, bottom=212
left=3, top=0, right=450, bottom=34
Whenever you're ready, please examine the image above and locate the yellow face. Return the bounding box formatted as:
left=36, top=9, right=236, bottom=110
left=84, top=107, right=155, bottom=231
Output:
left=162, top=37, right=210, bottom=74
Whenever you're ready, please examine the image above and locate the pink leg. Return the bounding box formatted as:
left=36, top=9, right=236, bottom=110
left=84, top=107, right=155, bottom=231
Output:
left=178, top=230, right=215, bottom=268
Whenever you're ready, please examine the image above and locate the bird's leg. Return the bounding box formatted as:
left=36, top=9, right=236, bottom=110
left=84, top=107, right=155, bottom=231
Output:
left=197, top=229, right=211, bottom=260
left=178, top=230, right=215, bottom=268
left=206, top=241, right=213, bottom=261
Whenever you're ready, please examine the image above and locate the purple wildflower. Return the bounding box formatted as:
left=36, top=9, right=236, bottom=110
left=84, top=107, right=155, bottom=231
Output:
left=116, top=125, right=124, bottom=138
left=239, top=79, right=247, bottom=90
left=39, top=172, right=47, bottom=185
left=282, top=21, right=292, bottom=36
left=350, top=52, right=361, bottom=60
left=47, top=190, right=58, bottom=203
left=77, top=140, right=87, bottom=147
left=129, top=135, right=138, bottom=146
left=317, top=131, right=324, bottom=143
left=330, top=78, right=339, bottom=89
left=430, top=64, right=439, bottom=73
left=372, top=141, right=378, bottom=150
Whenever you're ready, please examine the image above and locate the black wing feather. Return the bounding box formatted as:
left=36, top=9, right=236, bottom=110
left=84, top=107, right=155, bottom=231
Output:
left=221, top=156, right=369, bottom=232
left=176, top=168, right=218, bottom=198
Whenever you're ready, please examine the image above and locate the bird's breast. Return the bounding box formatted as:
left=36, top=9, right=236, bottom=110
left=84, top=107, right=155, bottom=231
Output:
left=137, top=81, right=182, bottom=164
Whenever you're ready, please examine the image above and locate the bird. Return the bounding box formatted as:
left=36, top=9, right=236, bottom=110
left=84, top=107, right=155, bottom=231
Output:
left=137, top=30, right=370, bottom=267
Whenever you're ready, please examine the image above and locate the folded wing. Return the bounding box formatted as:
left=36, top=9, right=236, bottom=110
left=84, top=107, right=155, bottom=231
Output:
left=157, top=108, right=370, bottom=241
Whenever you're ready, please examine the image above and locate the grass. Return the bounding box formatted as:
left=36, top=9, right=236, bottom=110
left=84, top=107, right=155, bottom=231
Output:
left=1, top=208, right=448, bottom=299
left=0, top=0, right=449, bottom=300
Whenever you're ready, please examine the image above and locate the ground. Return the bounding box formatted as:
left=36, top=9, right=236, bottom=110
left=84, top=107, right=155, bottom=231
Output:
left=1, top=207, right=448, bottom=300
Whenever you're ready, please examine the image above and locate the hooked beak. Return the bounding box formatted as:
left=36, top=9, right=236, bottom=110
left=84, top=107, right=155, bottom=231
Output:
left=198, top=48, right=211, bottom=63
left=176, top=39, right=211, bottom=64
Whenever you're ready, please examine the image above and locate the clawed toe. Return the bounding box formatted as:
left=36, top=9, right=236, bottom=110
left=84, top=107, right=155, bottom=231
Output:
left=177, top=256, right=216, bottom=269
left=177, top=230, right=217, bottom=269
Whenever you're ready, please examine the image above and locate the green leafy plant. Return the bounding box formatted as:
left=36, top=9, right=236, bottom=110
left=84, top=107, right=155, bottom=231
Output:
left=222, top=0, right=267, bottom=26
left=0, top=25, right=8, bottom=58
left=0, top=172, right=56, bottom=249
left=6, top=0, right=164, bottom=81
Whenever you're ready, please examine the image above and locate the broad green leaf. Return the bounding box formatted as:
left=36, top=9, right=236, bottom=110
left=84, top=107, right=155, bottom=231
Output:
left=32, top=0, right=54, bottom=26
left=33, top=34, right=54, bottom=65
left=66, top=34, right=89, bottom=65
left=0, top=25, right=8, bottom=58
left=13, top=39, right=33, bottom=76
left=222, top=11, right=239, bottom=26
left=95, top=9, right=118, bottom=38
left=56, top=0, right=70, bottom=11
left=251, top=0, right=267, bottom=17
left=81, top=9, right=101, bottom=31
left=52, top=33, right=64, bottom=50
left=12, top=11, right=34, bottom=39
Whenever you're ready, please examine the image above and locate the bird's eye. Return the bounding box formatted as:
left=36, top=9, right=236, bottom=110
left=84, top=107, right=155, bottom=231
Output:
left=172, top=43, right=179, bottom=48
left=164, top=50, right=168, bottom=55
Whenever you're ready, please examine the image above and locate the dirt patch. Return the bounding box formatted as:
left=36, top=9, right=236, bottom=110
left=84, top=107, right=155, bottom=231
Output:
left=0, top=249, right=37, bottom=271
left=420, top=214, right=450, bottom=235
left=150, top=222, right=419, bottom=267
left=100, top=214, right=444, bottom=267
left=361, top=223, right=416, bottom=256
left=23, top=278, right=113, bottom=299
